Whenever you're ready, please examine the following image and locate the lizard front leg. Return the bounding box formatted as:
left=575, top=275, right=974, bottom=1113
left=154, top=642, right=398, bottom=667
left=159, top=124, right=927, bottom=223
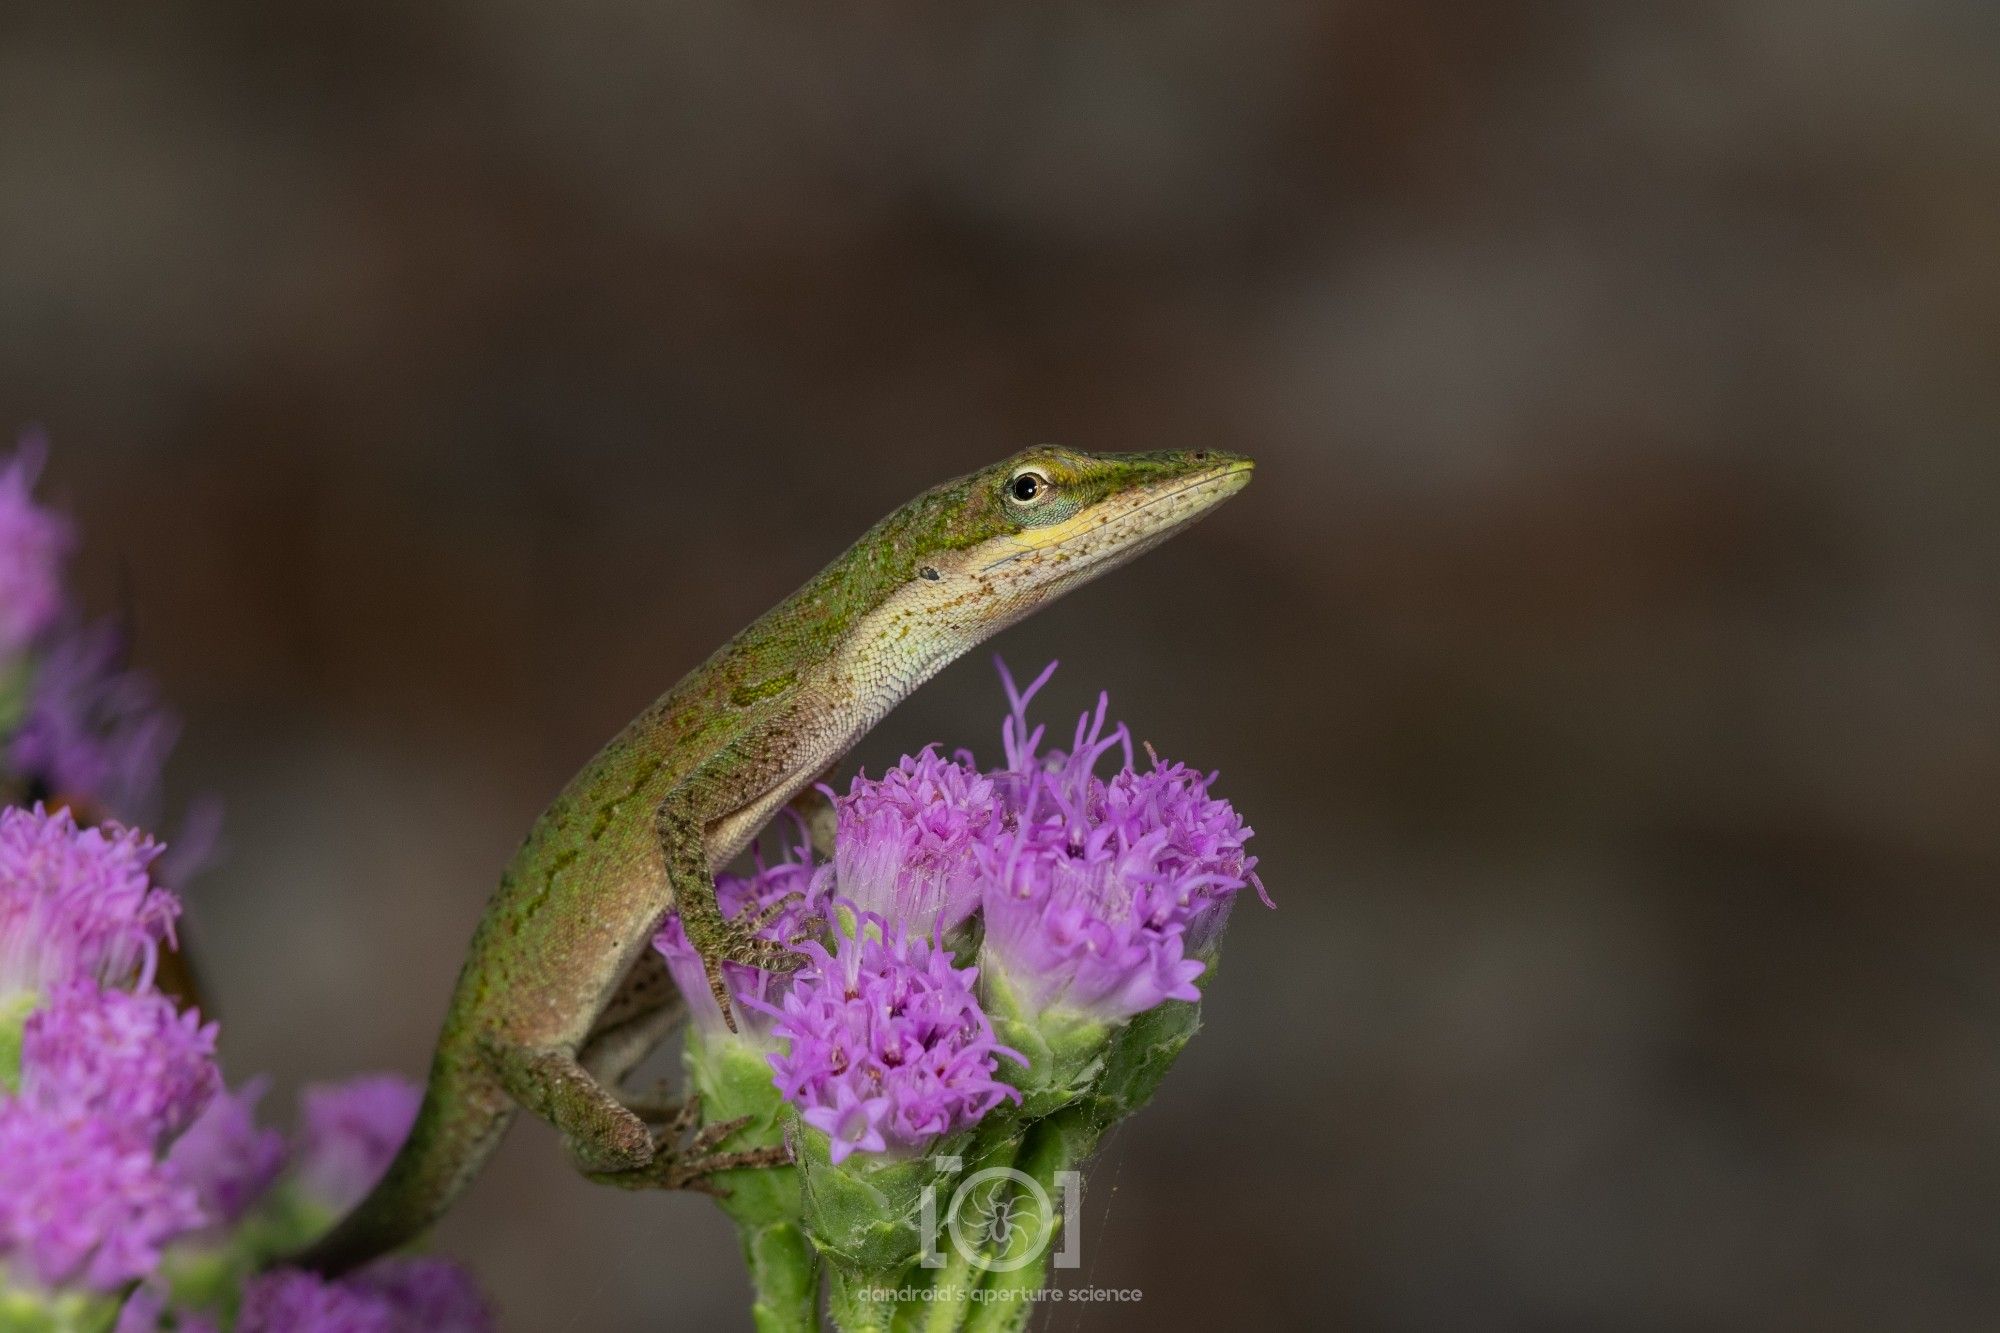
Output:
left=656, top=775, right=809, bottom=1024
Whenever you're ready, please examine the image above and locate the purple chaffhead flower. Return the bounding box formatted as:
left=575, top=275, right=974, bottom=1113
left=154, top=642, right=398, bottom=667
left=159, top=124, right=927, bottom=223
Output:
left=1101, top=755, right=1270, bottom=947
left=0, top=804, right=177, bottom=998
left=165, top=1076, right=288, bottom=1229
left=0, top=1099, right=205, bottom=1291
left=296, top=1074, right=421, bottom=1214
left=237, top=1269, right=397, bottom=1333
left=826, top=748, right=999, bottom=937
left=347, top=1256, right=494, bottom=1332
left=0, top=434, right=73, bottom=659
left=762, top=912, right=1022, bottom=1164
left=19, top=979, right=220, bottom=1146
left=0, top=808, right=216, bottom=1296
left=653, top=832, right=819, bottom=1042
left=238, top=1260, right=491, bottom=1333
left=977, top=661, right=1265, bottom=1025
left=9, top=618, right=180, bottom=822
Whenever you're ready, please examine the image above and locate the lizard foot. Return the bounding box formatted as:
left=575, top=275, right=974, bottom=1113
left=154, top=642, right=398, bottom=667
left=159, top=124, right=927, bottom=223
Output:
left=687, top=895, right=823, bottom=1031
left=732, top=891, right=826, bottom=965
left=732, top=890, right=803, bottom=937
left=585, top=1093, right=792, bottom=1195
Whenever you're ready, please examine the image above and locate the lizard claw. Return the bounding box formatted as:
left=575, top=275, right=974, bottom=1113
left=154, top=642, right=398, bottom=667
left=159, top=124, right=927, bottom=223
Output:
left=700, top=952, right=738, bottom=1032
left=587, top=1102, right=791, bottom=1194
left=667, top=1140, right=792, bottom=1195
left=686, top=1114, right=754, bottom=1156
left=764, top=906, right=826, bottom=977
left=732, top=891, right=801, bottom=937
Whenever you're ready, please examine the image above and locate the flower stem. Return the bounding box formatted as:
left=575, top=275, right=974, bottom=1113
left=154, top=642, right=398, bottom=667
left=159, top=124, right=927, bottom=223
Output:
left=826, top=1266, right=893, bottom=1333
left=740, top=1219, right=818, bottom=1333
left=905, top=1241, right=977, bottom=1333
left=965, top=1109, right=1098, bottom=1333
left=688, top=1036, right=817, bottom=1330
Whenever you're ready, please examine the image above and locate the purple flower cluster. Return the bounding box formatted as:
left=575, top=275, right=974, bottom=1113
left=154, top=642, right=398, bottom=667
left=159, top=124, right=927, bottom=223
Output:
left=762, top=914, right=1022, bottom=1163
left=661, top=659, right=1264, bottom=1168
left=0, top=811, right=217, bottom=1292
left=0, top=434, right=186, bottom=835
left=10, top=620, right=181, bottom=823
left=0, top=1101, right=205, bottom=1291
left=166, top=1077, right=288, bottom=1230
left=238, top=1257, right=490, bottom=1333
left=0, top=437, right=72, bottom=660
left=0, top=804, right=177, bottom=997
left=822, top=748, right=999, bottom=936
left=20, top=980, right=220, bottom=1143
left=0, top=437, right=490, bottom=1328
left=0, top=804, right=481, bottom=1324
left=977, top=662, right=1264, bottom=1024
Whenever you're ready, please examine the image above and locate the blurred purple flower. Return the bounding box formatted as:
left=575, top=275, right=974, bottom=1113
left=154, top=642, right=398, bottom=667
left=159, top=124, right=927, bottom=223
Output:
left=348, top=1255, right=493, bottom=1332
left=977, top=660, right=1264, bottom=1025
left=824, top=747, right=999, bottom=937
left=238, top=1259, right=490, bottom=1333
left=166, top=1075, right=288, bottom=1229
left=19, top=979, right=219, bottom=1146
left=0, top=803, right=177, bottom=998
left=296, top=1074, right=421, bottom=1213
left=761, top=912, right=1021, bottom=1164
left=10, top=618, right=180, bottom=822
left=238, top=1268, right=396, bottom=1333
left=653, top=830, right=818, bottom=1043
left=0, top=433, right=74, bottom=659
left=0, top=1099, right=204, bottom=1291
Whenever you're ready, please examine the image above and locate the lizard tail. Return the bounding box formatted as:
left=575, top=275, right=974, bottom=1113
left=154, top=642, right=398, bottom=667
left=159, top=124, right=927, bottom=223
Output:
left=289, top=1052, right=512, bottom=1277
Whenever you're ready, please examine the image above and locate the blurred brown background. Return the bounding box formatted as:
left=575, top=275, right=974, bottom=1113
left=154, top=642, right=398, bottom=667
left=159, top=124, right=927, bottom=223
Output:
left=4, top=2, right=1997, bottom=1329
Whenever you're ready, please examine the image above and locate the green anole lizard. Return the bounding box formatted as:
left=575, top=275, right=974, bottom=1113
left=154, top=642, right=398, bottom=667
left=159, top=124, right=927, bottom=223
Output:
left=296, top=444, right=1253, bottom=1275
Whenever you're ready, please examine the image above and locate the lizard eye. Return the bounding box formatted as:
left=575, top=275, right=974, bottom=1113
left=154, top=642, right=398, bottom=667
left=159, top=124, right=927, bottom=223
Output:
left=1007, top=470, right=1050, bottom=506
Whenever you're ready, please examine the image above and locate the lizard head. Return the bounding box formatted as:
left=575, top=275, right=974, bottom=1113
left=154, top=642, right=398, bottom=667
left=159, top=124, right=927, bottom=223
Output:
left=972, top=443, right=1253, bottom=577
left=802, top=445, right=1254, bottom=681
left=878, top=445, right=1255, bottom=642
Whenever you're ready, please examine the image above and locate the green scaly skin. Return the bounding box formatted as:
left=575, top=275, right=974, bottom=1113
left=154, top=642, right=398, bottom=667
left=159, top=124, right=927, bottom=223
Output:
left=293, top=445, right=1253, bottom=1276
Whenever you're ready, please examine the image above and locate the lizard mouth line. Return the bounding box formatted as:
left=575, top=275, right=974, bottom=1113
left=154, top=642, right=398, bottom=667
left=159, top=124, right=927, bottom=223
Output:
left=978, top=465, right=1250, bottom=572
